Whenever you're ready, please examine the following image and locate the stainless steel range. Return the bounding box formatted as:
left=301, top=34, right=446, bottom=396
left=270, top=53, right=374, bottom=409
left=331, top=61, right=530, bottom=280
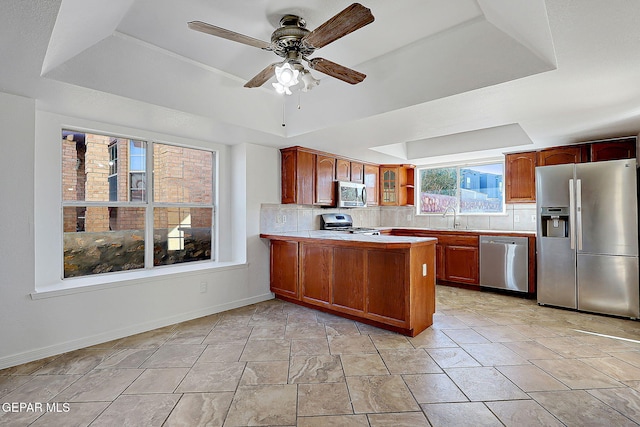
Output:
left=321, top=213, right=380, bottom=235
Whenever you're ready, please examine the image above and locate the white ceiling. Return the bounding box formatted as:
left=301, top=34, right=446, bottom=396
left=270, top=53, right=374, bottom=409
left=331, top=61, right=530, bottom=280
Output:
left=3, top=0, right=640, bottom=165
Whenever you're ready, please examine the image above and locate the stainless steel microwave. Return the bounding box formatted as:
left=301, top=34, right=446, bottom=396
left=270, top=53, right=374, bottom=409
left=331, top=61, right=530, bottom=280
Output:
left=336, top=181, right=367, bottom=208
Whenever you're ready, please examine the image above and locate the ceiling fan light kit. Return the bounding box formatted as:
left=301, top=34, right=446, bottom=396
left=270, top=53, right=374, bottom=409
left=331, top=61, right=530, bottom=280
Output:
left=188, top=3, right=374, bottom=95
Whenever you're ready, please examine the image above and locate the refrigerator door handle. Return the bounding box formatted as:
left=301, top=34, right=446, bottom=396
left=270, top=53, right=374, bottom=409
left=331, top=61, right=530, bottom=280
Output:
left=569, top=179, right=575, bottom=250
left=576, top=178, right=583, bottom=251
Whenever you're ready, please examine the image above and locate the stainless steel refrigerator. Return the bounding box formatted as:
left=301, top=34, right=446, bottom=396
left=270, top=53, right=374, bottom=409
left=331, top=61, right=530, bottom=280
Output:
left=536, top=158, right=639, bottom=318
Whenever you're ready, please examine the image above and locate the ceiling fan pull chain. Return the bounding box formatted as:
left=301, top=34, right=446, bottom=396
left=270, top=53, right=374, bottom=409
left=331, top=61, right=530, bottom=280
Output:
left=282, top=100, right=286, bottom=127
left=297, top=91, right=302, bottom=110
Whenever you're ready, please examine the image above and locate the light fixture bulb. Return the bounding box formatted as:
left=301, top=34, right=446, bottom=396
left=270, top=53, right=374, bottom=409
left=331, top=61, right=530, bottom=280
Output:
left=280, top=68, right=294, bottom=84
left=274, top=62, right=299, bottom=93
left=300, top=70, right=320, bottom=92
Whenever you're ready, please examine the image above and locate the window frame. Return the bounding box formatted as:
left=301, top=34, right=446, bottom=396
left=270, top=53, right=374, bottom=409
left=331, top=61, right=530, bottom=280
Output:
left=416, top=159, right=506, bottom=216
left=61, top=129, right=217, bottom=280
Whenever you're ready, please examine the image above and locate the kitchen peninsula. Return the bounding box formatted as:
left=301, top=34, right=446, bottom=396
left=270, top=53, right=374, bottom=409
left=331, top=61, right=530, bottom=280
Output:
left=260, top=231, right=437, bottom=337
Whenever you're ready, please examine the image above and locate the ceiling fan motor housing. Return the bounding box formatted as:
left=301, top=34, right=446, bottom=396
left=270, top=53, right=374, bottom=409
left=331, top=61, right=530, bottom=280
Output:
left=271, top=15, right=314, bottom=58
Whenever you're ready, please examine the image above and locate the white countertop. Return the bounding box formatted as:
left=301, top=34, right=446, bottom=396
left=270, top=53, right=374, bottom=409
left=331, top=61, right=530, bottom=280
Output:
left=260, top=230, right=437, bottom=244
left=378, top=227, right=535, bottom=236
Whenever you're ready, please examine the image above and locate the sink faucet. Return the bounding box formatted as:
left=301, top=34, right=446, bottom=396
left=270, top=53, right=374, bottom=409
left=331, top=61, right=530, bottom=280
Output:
left=442, top=206, right=459, bottom=229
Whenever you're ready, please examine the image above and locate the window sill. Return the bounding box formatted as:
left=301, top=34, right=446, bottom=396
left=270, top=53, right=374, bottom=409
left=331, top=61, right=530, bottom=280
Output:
left=31, top=261, right=247, bottom=300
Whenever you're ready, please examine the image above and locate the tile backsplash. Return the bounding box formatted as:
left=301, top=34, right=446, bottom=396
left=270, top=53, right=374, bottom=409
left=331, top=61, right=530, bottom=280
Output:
left=261, top=203, right=537, bottom=233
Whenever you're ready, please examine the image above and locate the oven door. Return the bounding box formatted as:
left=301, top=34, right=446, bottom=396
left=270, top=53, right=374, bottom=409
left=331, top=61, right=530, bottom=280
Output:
left=337, top=181, right=367, bottom=208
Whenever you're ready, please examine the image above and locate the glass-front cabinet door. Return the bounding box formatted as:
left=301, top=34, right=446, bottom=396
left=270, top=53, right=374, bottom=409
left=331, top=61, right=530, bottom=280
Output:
left=381, top=167, right=397, bottom=205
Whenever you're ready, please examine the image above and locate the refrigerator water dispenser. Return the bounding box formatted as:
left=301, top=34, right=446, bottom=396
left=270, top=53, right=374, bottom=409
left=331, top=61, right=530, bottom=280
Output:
left=540, top=207, right=569, bottom=238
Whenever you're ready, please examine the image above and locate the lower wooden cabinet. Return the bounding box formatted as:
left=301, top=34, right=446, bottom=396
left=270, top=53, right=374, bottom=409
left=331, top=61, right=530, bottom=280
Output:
left=387, top=230, right=480, bottom=285
left=265, top=237, right=436, bottom=336
left=332, top=247, right=365, bottom=315
left=384, top=228, right=536, bottom=292
left=435, top=245, right=446, bottom=282
left=269, top=240, right=299, bottom=299
left=300, top=243, right=332, bottom=307
left=367, top=250, right=407, bottom=323
left=444, top=245, right=479, bottom=284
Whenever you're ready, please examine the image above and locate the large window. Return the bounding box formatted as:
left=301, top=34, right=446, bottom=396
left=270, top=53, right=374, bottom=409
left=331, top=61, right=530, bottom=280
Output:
left=152, top=143, right=214, bottom=267
left=418, top=162, right=504, bottom=215
left=61, top=130, right=215, bottom=278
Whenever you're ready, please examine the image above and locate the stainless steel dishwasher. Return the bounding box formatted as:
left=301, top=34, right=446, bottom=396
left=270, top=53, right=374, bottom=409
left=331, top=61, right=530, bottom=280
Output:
left=479, top=235, right=528, bottom=293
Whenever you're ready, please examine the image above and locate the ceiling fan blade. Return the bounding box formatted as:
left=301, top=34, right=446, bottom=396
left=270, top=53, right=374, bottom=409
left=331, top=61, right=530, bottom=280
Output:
left=302, top=3, right=374, bottom=49
left=307, top=58, right=366, bottom=85
left=188, top=21, right=272, bottom=50
left=244, top=63, right=278, bottom=88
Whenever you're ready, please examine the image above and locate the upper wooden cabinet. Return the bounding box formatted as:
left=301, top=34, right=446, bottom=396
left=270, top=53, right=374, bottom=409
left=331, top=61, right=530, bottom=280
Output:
left=380, top=165, right=415, bottom=206
left=335, top=158, right=351, bottom=181
left=281, top=147, right=314, bottom=205
left=590, top=138, right=636, bottom=162
left=364, top=164, right=379, bottom=206
left=505, top=152, right=536, bottom=203
left=350, top=162, right=364, bottom=184
left=504, top=138, right=636, bottom=204
left=280, top=146, right=423, bottom=207
left=315, top=155, right=336, bottom=206
left=536, top=145, right=586, bottom=166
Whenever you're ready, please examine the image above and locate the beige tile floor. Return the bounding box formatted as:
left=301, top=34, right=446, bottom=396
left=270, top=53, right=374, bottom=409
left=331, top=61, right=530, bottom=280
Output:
left=2, top=285, right=640, bottom=426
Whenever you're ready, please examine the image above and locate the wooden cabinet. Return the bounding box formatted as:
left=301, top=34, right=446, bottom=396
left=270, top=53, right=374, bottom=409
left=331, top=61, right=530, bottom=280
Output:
left=435, top=245, right=445, bottom=282
left=436, top=234, right=479, bottom=284
left=263, top=235, right=436, bottom=337
left=332, top=247, right=365, bottom=315
left=336, top=158, right=366, bottom=183
left=505, top=152, right=536, bottom=203
left=350, top=162, right=364, bottom=183
left=384, top=228, right=536, bottom=293
left=315, top=155, right=336, bottom=206
left=367, top=250, right=407, bottom=323
left=380, top=165, right=415, bottom=206
left=536, top=145, right=586, bottom=166
left=590, top=138, right=636, bottom=162
left=269, top=240, right=299, bottom=299
left=281, top=147, right=314, bottom=205
left=300, top=243, right=332, bottom=307
left=364, top=164, right=379, bottom=206
left=335, top=158, right=350, bottom=181
left=386, top=230, right=479, bottom=285
left=445, top=245, right=479, bottom=284
left=280, top=146, right=411, bottom=207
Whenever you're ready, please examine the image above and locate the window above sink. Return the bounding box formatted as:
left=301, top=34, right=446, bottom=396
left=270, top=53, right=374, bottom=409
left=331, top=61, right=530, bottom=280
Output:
left=417, top=161, right=505, bottom=215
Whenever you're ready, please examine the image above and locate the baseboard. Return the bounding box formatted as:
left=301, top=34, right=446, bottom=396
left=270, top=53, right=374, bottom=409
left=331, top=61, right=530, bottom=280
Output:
left=0, top=293, right=274, bottom=370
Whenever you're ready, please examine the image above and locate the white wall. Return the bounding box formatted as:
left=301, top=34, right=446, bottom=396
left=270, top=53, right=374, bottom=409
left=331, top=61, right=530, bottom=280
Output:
left=0, top=91, right=281, bottom=369
left=244, top=144, right=280, bottom=290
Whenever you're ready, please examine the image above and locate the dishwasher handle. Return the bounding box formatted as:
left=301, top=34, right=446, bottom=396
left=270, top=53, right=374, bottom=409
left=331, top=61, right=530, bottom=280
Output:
left=480, top=236, right=526, bottom=246
left=483, top=240, right=520, bottom=246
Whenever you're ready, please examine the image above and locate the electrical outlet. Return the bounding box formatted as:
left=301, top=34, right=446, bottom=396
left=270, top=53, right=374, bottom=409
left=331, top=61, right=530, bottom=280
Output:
left=276, top=214, right=283, bottom=224
left=200, top=282, right=208, bottom=293
left=406, top=214, right=412, bottom=222
left=282, top=215, right=287, bottom=223
left=514, top=214, right=520, bottom=223
left=531, top=214, right=536, bottom=223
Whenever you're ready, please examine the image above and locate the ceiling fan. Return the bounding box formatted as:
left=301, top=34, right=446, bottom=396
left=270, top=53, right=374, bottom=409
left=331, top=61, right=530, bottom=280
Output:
left=188, top=3, right=374, bottom=94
